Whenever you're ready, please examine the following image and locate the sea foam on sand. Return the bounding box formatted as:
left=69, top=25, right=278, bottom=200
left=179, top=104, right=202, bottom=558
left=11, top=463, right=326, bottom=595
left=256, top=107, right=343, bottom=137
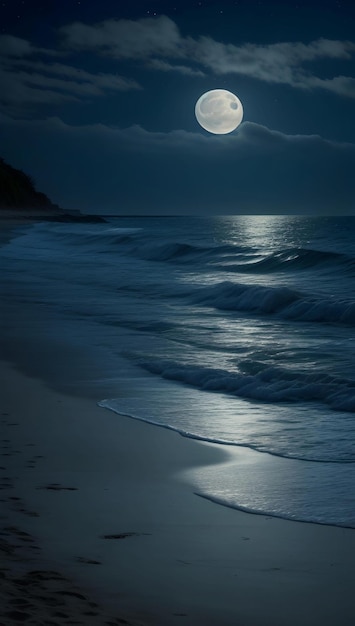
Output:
left=1, top=358, right=355, bottom=626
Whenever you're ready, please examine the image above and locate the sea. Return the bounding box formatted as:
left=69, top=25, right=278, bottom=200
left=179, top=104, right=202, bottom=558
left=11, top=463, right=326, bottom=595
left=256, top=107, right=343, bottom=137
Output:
left=1, top=215, right=355, bottom=529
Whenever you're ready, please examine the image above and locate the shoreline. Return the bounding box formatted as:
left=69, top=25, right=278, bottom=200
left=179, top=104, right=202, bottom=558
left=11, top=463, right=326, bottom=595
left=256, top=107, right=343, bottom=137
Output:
left=1, top=220, right=355, bottom=624
left=1, top=359, right=355, bottom=625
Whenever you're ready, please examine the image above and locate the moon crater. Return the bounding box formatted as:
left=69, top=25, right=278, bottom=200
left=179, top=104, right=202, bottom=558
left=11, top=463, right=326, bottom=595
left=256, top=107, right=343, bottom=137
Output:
left=195, top=89, right=243, bottom=135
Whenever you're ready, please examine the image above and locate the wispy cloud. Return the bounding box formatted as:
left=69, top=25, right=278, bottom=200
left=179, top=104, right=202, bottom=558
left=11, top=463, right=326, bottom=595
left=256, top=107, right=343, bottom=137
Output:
left=61, top=15, right=355, bottom=98
left=300, top=74, right=355, bottom=98
left=2, top=15, right=354, bottom=117
left=60, top=15, right=182, bottom=60
left=148, top=59, right=205, bottom=77
left=0, top=34, right=36, bottom=57
left=0, top=34, right=141, bottom=113
left=190, top=36, right=355, bottom=93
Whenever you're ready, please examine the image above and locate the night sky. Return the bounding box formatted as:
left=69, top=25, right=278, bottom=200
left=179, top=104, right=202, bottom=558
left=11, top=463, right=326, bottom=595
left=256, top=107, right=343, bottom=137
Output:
left=1, top=0, right=354, bottom=215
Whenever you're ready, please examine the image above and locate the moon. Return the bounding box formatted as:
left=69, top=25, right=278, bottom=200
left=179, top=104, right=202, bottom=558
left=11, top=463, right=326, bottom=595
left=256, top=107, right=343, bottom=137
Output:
left=195, top=89, right=243, bottom=134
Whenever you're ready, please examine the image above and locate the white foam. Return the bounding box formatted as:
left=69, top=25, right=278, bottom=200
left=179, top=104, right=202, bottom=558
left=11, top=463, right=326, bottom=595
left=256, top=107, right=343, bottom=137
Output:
left=99, top=400, right=355, bottom=529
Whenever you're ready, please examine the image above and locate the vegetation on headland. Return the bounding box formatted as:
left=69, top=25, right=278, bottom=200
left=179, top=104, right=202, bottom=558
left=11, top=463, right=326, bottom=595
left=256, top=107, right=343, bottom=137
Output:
left=0, top=157, right=60, bottom=211
left=0, top=157, right=105, bottom=222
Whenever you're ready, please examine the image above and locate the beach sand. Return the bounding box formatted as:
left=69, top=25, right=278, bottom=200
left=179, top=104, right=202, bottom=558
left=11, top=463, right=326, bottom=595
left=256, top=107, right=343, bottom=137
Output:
left=1, top=359, right=355, bottom=626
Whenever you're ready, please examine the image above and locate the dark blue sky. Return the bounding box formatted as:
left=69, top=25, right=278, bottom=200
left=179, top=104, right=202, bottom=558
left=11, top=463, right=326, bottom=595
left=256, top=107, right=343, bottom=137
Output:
left=1, top=0, right=354, bottom=214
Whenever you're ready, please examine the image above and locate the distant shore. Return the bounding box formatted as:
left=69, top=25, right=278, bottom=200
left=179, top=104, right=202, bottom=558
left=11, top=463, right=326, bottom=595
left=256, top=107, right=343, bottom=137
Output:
left=0, top=208, right=106, bottom=223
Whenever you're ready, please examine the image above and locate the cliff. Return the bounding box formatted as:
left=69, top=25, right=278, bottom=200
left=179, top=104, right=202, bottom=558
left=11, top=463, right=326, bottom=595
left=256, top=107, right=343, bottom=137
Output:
left=0, top=158, right=62, bottom=211
left=0, top=158, right=105, bottom=222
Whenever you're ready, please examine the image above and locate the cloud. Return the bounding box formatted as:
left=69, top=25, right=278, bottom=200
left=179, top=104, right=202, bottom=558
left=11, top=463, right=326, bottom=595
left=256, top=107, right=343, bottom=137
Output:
left=61, top=15, right=355, bottom=98
left=1, top=16, right=353, bottom=117
left=0, top=69, right=79, bottom=107
left=0, top=34, right=141, bottom=113
left=301, top=74, right=355, bottom=98
left=0, top=34, right=35, bottom=56
left=12, top=59, right=141, bottom=93
left=148, top=59, right=205, bottom=77
left=190, top=37, right=355, bottom=95
left=0, top=114, right=353, bottom=215
left=0, top=34, right=64, bottom=58
left=60, top=15, right=182, bottom=60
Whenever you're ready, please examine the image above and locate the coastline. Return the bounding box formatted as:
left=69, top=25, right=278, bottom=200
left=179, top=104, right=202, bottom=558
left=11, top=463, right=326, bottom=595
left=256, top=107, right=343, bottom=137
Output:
left=1, top=220, right=355, bottom=625
left=1, top=359, right=355, bottom=625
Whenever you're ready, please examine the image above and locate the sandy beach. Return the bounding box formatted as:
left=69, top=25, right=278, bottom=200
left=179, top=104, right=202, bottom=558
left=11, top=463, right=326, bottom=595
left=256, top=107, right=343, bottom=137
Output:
left=1, top=357, right=355, bottom=625
left=1, top=217, right=355, bottom=625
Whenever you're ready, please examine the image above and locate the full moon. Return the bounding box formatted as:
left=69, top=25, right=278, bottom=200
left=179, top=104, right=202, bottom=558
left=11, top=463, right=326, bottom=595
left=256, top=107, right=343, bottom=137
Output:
left=195, top=89, right=243, bottom=134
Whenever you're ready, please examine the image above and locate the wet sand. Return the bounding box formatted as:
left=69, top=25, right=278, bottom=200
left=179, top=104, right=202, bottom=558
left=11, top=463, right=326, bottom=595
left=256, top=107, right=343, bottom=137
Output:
left=1, top=358, right=355, bottom=625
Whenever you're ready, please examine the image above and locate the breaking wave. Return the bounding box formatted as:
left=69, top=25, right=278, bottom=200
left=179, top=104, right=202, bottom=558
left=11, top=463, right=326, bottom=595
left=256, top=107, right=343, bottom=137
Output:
left=140, top=358, right=355, bottom=413
left=189, top=281, right=355, bottom=325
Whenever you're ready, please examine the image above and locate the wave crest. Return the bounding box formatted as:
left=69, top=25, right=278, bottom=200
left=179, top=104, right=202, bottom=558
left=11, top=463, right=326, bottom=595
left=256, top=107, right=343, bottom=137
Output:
left=140, top=358, right=355, bottom=413
left=190, top=280, right=355, bottom=325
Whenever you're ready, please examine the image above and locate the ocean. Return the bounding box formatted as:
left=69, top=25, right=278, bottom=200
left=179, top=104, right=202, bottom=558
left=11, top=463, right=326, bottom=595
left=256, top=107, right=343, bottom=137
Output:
left=1, top=215, right=355, bottom=528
